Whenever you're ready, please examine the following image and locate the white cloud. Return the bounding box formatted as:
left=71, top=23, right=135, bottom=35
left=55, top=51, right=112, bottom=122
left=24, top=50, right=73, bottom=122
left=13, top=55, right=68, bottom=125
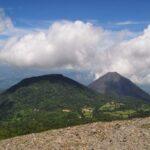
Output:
left=114, top=20, right=150, bottom=26
left=94, top=25, right=150, bottom=84
left=0, top=8, right=13, bottom=33
left=0, top=20, right=121, bottom=69
left=0, top=11, right=150, bottom=85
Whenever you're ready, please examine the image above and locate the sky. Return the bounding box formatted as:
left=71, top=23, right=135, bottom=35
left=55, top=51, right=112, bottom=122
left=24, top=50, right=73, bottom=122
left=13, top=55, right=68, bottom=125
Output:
left=1, top=0, right=150, bottom=30
left=0, top=0, right=150, bottom=93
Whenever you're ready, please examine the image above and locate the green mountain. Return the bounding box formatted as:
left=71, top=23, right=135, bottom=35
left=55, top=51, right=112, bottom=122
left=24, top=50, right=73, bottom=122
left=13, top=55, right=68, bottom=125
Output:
left=0, top=74, right=149, bottom=140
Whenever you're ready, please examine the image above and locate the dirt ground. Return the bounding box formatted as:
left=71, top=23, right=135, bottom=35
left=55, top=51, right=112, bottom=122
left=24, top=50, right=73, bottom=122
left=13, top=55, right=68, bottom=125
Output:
left=0, top=117, right=150, bottom=150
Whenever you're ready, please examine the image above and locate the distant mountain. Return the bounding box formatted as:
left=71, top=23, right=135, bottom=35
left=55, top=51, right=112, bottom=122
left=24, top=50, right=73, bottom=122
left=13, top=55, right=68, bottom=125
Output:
left=0, top=89, right=3, bottom=93
left=89, top=72, right=150, bottom=101
left=4, top=74, right=86, bottom=93
left=140, top=84, right=150, bottom=95
left=0, top=74, right=149, bottom=140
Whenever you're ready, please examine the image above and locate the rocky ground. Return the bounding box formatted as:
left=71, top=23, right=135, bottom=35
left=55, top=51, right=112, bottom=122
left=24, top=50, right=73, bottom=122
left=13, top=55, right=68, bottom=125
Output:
left=0, top=117, right=150, bottom=150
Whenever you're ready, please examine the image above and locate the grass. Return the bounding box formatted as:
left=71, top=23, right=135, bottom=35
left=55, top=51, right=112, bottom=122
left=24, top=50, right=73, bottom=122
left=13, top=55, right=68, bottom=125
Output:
left=102, top=110, right=137, bottom=119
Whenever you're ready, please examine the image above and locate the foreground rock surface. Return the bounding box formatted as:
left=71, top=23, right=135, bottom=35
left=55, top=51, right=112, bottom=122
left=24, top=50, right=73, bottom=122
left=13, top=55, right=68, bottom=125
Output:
left=0, top=117, right=150, bottom=150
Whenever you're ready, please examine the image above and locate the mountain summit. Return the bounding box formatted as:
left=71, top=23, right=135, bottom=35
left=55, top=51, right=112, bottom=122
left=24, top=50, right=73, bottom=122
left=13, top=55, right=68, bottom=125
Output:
left=4, top=74, right=85, bottom=94
left=89, top=72, right=150, bottom=101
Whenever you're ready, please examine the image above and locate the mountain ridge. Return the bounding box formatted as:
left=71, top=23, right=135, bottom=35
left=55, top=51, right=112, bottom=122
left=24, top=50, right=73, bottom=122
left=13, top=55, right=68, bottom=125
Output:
left=4, top=74, right=86, bottom=94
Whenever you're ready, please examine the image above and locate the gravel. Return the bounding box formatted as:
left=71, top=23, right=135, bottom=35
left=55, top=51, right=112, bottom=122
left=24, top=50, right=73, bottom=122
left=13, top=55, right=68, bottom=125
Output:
left=0, top=117, right=150, bottom=150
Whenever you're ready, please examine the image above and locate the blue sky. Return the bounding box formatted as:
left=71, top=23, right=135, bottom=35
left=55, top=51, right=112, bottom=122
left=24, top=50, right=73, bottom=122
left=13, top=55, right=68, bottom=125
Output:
left=1, top=0, right=150, bottom=31
left=0, top=0, right=150, bottom=93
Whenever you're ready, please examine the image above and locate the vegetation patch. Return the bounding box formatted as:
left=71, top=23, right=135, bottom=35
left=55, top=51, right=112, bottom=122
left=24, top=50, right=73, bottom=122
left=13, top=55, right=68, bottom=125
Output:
left=99, top=101, right=124, bottom=111
left=103, top=110, right=137, bottom=119
left=82, top=107, right=93, bottom=118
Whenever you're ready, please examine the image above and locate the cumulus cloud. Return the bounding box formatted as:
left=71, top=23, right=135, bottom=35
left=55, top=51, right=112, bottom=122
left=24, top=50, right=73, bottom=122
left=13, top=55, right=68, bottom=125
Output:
left=93, top=25, right=150, bottom=83
left=0, top=13, right=150, bottom=84
left=0, top=21, right=121, bottom=68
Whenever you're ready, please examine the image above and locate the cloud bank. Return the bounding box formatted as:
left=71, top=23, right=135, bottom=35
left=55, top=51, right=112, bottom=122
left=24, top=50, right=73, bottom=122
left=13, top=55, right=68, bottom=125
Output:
left=0, top=10, right=150, bottom=84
